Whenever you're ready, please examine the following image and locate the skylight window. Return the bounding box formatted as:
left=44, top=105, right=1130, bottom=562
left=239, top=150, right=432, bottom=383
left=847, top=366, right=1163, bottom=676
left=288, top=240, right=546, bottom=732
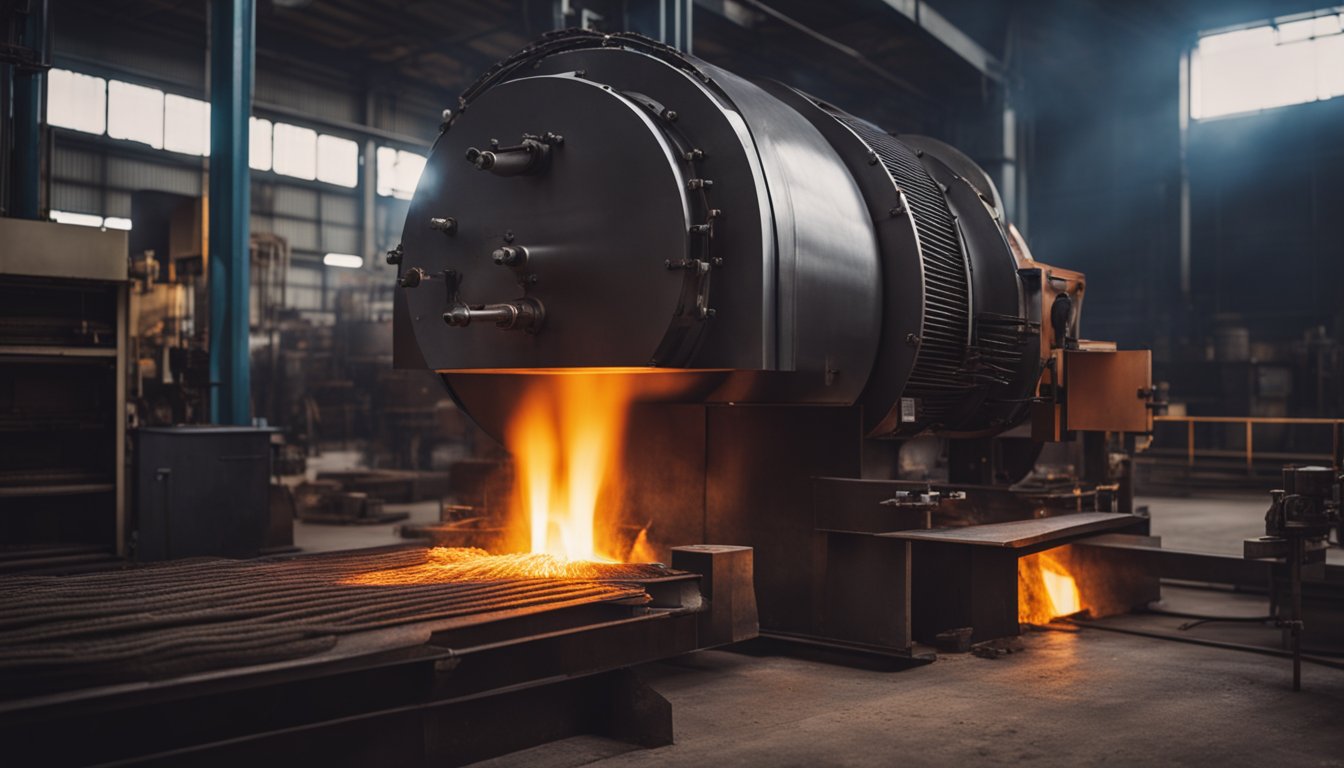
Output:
left=47, top=69, right=106, bottom=134
left=163, top=94, right=210, bottom=156
left=375, top=146, right=426, bottom=200
left=107, top=80, right=165, bottom=149
left=272, top=122, right=318, bottom=180
left=316, top=134, right=359, bottom=188
left=250, top=117, right=273, bottom=171
left=1192, top=9, right=1344, bottom=119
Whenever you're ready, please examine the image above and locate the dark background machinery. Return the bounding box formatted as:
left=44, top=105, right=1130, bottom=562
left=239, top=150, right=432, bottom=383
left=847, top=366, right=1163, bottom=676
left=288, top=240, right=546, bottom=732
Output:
left=393, top=30, right=1158, bottom=655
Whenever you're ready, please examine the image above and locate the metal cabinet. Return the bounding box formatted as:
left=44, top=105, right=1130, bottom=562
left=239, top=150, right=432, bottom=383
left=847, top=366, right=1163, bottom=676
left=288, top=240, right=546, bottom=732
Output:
left=134, top=426, right=274, bottom=560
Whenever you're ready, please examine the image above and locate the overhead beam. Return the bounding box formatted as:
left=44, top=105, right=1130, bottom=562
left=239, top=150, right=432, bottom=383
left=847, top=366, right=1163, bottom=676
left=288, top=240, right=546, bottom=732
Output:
left=877, top=0, right=1003, bottom=81
left=208, top=0, right=255, bottom=426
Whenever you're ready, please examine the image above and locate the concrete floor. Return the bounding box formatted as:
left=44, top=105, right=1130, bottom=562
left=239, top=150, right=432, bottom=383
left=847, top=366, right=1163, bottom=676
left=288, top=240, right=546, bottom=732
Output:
left=289, top=464, right=1344, bottom=765
left=484, top=620, right=1344, bottom=767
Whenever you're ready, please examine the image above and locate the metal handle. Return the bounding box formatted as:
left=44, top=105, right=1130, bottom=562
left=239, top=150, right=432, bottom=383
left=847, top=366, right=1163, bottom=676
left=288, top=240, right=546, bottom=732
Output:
left=443, top=298, right=544, bottom=333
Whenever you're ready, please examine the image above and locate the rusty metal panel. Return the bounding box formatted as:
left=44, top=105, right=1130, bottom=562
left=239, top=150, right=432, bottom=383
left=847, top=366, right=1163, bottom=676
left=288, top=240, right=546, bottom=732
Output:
left=1065, top=348, right=1152, bottom=433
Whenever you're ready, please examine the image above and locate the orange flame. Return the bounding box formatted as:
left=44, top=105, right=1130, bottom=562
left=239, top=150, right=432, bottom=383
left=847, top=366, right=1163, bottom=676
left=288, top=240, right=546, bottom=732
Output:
left=1018, top=550, right=1083, bottom=624
left=506, top=374, right=635, bottom=562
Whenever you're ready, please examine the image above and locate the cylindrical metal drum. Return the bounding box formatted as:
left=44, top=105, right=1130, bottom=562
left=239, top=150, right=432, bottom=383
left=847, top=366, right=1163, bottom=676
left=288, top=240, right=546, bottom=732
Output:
left=393, top=31, right=1048, bottom=438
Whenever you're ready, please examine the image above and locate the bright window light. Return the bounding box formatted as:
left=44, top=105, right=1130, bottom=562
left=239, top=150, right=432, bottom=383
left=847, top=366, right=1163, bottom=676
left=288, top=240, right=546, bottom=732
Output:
left=164, top=94, right=210, bottom=156
left=316, top=134, right=359, bottom=188
left=102, top=216, right=133, bottom=231
left=250, top=117, right=272, bottom=171
left=1192, top=9, right=1344, bottom=119
left=107, top=80, right=165, bottom=148
left=376, top=146, right=425, bottom=200
left=50, top=210, right=108, bottom=228
left=47, top=69, right=106, bottom=134
left=272, top=122, right=317, bottom=180
left=323, top=252, right=364, bottom=269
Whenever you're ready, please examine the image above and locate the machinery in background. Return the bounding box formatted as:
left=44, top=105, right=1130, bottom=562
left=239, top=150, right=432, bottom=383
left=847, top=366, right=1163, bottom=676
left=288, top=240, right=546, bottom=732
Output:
left=0, top=218, right=128, bottom=564
left=1245, top=464, right=1342, bottom=690
left=1144, top=321, right=1344, bottom=486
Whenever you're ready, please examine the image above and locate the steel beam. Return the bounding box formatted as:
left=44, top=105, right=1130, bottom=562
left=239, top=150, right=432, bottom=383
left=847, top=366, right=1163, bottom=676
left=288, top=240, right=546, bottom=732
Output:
left=208, top=0, right=255, bottom=425
left=878, top=0, right=1003, bottom=81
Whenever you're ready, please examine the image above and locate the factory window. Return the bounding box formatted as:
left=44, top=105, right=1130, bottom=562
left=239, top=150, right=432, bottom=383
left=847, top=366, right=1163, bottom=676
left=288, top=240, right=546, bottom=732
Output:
left=46, top=69, right=106, bottom=134
left=107, top=80, right=165, bottom=149
left=272, top=122, right=318, bottom=180
left=1192, top=11, right=1344, bottom=119
left=163, top=94, right=210, bottom=156
left=316, top=134, right=359, bottom=188
left=375, top=146, right=426, bottom=200
left=250, top=117, right=273, bottom=171
left=50, top=210, right=132, bottom=230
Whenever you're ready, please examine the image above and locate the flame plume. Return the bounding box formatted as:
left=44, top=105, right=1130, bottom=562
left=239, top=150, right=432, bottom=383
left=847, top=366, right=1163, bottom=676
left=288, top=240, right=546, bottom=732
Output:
left=507, top=374, right=634, bottom=562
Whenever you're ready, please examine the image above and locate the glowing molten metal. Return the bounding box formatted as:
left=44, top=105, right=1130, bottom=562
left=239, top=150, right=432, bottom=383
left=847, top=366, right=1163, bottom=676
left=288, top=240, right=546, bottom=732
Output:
left=1018, top=550, right=1083, bottom=624
left=507, top=374, right=636, bottom=562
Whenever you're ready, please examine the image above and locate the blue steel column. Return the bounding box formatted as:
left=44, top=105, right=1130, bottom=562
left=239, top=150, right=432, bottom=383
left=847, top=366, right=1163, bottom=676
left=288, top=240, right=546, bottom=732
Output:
left=10, top=0, right=46, bottom=219
left=208, top=0, right=255, bottom=425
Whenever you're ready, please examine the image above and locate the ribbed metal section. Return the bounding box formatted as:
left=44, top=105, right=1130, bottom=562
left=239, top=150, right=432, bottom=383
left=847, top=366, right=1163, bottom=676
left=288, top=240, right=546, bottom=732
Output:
left=828, top=113, right=971, bottom=421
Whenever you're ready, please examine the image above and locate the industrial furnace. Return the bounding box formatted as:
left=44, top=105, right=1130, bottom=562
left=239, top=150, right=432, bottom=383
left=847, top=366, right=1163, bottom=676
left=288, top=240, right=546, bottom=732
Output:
left=391, top=29, right=1161, bottom=655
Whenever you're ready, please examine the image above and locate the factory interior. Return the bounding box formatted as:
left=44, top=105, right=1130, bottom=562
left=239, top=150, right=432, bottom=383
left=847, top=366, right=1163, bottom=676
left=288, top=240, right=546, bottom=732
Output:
left=2, top=0, right=1344, bottom=764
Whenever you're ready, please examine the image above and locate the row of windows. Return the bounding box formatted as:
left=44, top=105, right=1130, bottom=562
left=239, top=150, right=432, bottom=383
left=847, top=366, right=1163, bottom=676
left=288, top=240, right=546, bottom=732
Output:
left=47, top=68, right=425, bottom=195
left=51, top=209, right=362, bottom=273
left=1192, top=11, right=1344, bottom=119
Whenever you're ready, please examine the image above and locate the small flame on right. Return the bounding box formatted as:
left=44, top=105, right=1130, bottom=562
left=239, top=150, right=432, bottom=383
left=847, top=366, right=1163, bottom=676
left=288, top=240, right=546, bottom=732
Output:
left=1019, top=550, right=1084, bottom=624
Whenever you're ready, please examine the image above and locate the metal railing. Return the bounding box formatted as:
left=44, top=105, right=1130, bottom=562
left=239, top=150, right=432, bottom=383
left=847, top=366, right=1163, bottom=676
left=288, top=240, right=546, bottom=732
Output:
left=1152, top=415, right=1344, bottom=473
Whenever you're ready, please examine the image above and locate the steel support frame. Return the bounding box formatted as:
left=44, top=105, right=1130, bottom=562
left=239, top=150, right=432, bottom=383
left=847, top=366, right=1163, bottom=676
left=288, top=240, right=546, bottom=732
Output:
left=207, top=0, right=255, bottom=425
left=2, top=608, right=694, bottom=767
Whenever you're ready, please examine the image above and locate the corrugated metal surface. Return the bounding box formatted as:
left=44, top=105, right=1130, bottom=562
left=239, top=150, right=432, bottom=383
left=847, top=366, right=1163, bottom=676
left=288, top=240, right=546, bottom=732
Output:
left=270, top=217, right=320, bottom=251
left=49, top=182, right=102, bottom=214
left=273, top=186, right=318, bottom=219
left=320, top=192, right=358, bottom=222
left=322, top=224, right=361, bottom=254
left=106, top=156, right=202, bottom=196
left=51, top=146, right=103, bottom=184
left=256, top=69, right=359, bottom=124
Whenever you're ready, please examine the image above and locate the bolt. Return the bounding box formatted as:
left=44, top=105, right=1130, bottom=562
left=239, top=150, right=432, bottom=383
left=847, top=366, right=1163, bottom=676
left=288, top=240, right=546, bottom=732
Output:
left=665, top=109, right=679, bottom=122
left=867, top=151, right=879, bottom=165
left=492, top=246, right=527, bottom=267
left=683, top=149, right=704, bottom=162
left=709, top=208, right=722, bottom=219
left=399, top=267, right=425, bottom=289
left=699, top=306, right=716, bottom=319
left=905, top=333, right=920, bottom=347
left=441, top=108, right=453, bottom=123
left=690, top=224, right=711, bottom=235
left=429, top=217, right=457, bottom=235
left=889, top=206, right=905, bottom=217
left=385, top=244, right=403, bottom=265
left=687, top=178, right=714, bottom=190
